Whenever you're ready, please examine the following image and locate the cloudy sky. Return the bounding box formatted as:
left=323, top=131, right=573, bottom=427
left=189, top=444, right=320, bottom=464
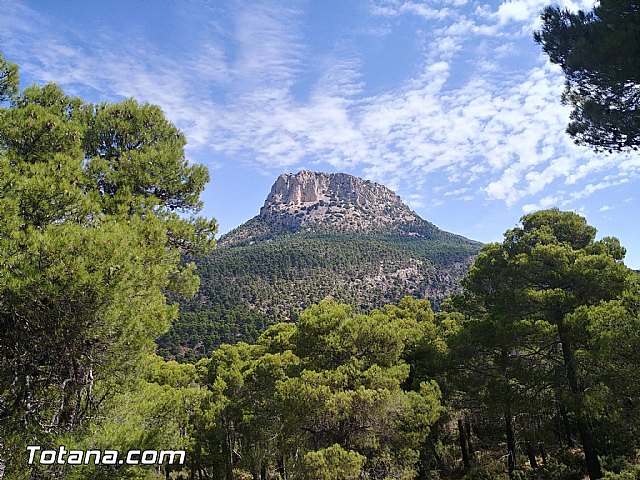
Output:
left=2, top=0, right=638, bottom=267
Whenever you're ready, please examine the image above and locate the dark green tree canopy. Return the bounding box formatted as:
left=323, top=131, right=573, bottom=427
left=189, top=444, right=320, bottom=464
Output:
left=0, top=51, right=217, bottom=469
left=534, top=0, right=640, bottom=152
left=452, top=208, right=635, bottom=479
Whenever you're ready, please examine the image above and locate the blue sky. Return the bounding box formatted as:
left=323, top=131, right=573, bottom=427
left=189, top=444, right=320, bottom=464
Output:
left=2, top=0, right=638, bottom=267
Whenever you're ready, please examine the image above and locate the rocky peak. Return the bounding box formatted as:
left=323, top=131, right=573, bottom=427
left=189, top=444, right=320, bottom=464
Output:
left=220, top=171, right=448, bottom=246
left=261, top=171, right=402, bottom=209
left=257, top=171, right=419, bottom=232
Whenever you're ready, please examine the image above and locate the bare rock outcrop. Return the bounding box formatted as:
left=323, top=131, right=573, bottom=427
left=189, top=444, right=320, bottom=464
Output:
left=222, top=171, right=456, bottom=246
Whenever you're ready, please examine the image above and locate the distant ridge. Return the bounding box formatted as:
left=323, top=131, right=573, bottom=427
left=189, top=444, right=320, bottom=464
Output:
left=159, top=171, right=482, bottom=362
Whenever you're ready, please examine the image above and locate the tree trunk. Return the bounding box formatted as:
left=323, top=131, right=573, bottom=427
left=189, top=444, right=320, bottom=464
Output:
left=277, top=456, right=287, bottom=480
left=458, top=418, right=470, bottom=471
left=558, top=402, right=575, bottom=448
left=558, top=324, right=602, bottom=479
left=526, top=441, right=539, bottom=470
left=539, top=443, right=548, bottom=467
left=505, top=409, right=517, bottom=478
left=225, top=419, right=235, bottom=480
left=576, top=419, right=603, bottom=480
left=465, top=419, right=475, bottom=459
left=501, top=347, right=517, bottom=478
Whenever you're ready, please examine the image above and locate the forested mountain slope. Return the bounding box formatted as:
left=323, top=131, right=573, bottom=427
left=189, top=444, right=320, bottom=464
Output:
left=158, top=171, right=481, bottom=361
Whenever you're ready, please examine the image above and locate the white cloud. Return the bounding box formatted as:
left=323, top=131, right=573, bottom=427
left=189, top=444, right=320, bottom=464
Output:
left=521, top=194, right=560, bottom=213
left=2, top=0, right=637, bottom=216
left=570, top=178, right=630, bottom=201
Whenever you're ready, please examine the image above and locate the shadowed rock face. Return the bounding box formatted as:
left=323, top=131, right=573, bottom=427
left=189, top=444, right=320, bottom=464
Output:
left=223, top=171, right=454, bottom=246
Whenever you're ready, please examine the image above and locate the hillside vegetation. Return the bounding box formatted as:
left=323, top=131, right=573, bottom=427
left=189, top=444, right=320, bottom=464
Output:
left=158, top=232, right=478, bottom=360
left=158, top=180, right=481, bottom=361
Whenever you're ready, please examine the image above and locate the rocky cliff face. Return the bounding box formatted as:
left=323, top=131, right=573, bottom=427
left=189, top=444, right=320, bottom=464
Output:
left=222, top=171, right=449, bottom=246
left=257, top=171, right=417, bottom=232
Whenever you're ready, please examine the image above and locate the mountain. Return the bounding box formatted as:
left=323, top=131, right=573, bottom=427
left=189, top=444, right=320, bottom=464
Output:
left=157, top=171, right=482, bottom=361
left=220, top=170, right=467, bottom=244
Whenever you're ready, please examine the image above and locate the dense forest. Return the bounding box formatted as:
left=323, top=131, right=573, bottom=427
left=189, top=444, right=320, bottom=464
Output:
left=158, top=232, right=479, bottom=361
left=2, top=0, right=640, bottom=478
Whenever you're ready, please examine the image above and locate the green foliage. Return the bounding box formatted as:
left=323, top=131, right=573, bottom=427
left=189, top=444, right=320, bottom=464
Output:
left=0, top=53, right=18, bottom=102
left=602, top=464, right=640, bottom=480
left=565, top=286, right=640, bottom=455
left=0, top=53, right=215, bottom=475
left=445, top=208, right=637, bottom=479
left=158, top=232, right=479, bottom=360
left=296, top=444, right=365, bottom=479
left=193, top=298, right=444, bottom=479
left=534, top=0, right=640, bottom=152
left=65, top=358, right=205, bottom=480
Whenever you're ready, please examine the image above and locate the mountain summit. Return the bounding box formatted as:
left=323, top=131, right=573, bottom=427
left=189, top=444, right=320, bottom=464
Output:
left=260, top=170, right=416, bottom=231
left=221, top=171, right=460, bottom=245
left=159, top=171, right=481, bottom=361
